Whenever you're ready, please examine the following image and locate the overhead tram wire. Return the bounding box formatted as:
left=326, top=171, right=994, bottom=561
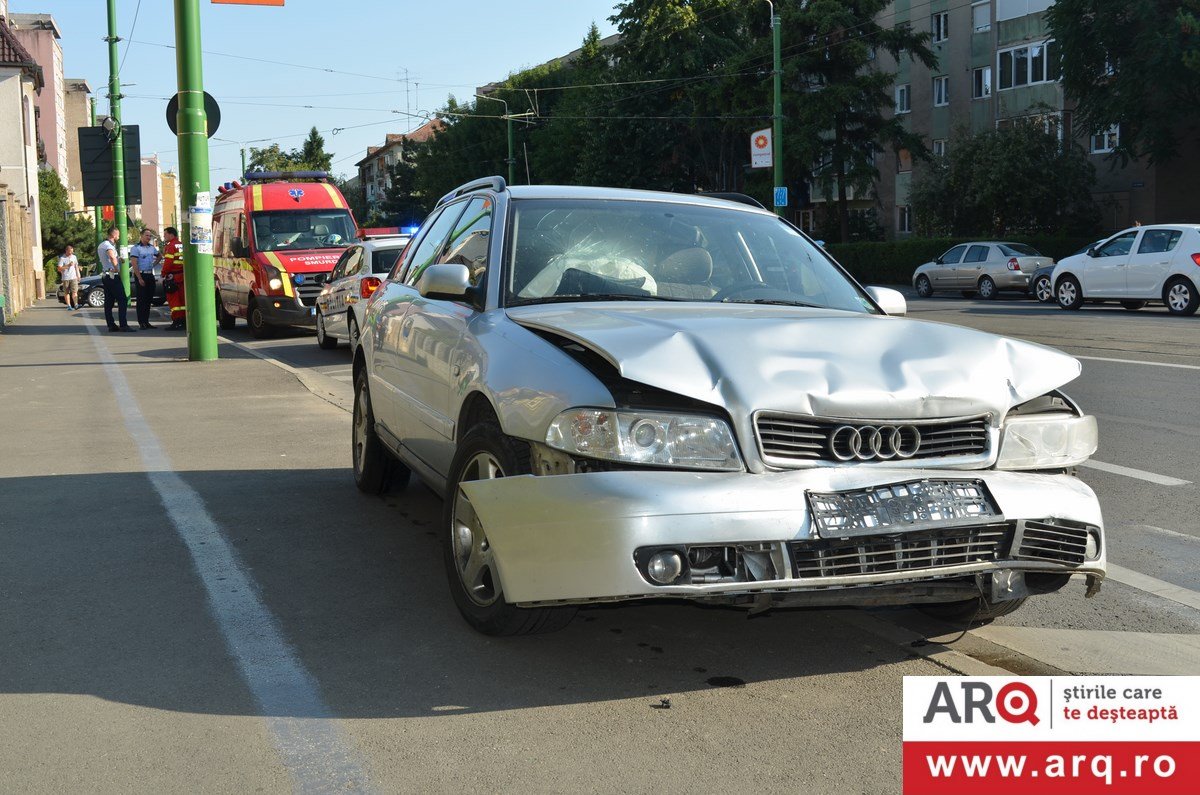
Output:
left=117, top=0, right=143, bottom=76
left=129, top=39, right=416, bottom=84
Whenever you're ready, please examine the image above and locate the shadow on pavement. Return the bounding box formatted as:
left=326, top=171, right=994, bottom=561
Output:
left=0, top=468, right=908, bottom=719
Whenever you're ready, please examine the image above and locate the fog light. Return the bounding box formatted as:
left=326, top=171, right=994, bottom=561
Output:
left=273, top=301, right=281, bottom=309
left=647, top=551, right=683, bottom=584
left=1085, top=530, right=1100, bottom=560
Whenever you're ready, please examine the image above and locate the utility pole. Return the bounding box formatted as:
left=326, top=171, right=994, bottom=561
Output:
left=475, top=93, right=515, bottom=184
left=105, top=0, right=129, bottom=297
left=89, top=97, right=102, bottom=249
left=769, top=2, right=784, bottom=217
left=174, top=0, right=218, bottom=361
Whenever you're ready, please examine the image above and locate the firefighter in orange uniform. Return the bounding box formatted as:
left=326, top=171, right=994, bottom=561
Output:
left=162, top=226, right=186, bottom=329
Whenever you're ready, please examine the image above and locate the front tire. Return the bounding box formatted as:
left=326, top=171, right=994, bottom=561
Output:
left=1056, top=275, right=1084, bottom=310
left=87, top=287, right=106, bottom=308
left=217, top=293, right=237, bottom=331
left=1164, top=277, right=1199, bottom=316
left=915, top=275, right=933, bottom=298
left=1034, top=275, right=1053, bottom=303
left=316, top=310, right=339, bottom=349
left=352, top=368, right=410, bottom=494
left=978, top=275, right=997, bottom=300
left=443, top=423, right=575, bottom=636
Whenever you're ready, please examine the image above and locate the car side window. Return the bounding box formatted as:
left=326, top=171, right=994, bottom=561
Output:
left=1136, top=229, right=1182, bottom=255
left=402, top=203, right=470, bottom=286
left=964, top=245, right=989, bottom=263
left=941, top=245, right=967, bottom=264
left=342, top=248, right=364, bottom=279
left=1098, top=232, right=1138, bottom=257
left=372, top=247, right=404, bottom=275
left=330, top=248, right=355, bottom=281
left=437, top=196, right=493, bottom=286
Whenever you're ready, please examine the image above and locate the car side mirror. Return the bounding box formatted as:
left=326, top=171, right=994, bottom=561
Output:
left=1086, top=247, right=1097, bottom=258
left=866, top=285, right=907, bottom=316
left=232, top=237, right=249, bottom=258
left=417, top=263, right=472, bottom=301
left=934, top=256, right=944, bottom=264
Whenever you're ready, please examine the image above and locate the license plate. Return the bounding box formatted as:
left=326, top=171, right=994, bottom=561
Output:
left=309, top=307, right=316, bottom=316
left=807, top=479, right=1000, bottom=539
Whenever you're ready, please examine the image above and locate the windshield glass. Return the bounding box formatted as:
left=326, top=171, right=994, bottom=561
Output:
left=506, top=199, right=875, bottom=312
left=252, top=210, right=356, bottom=252
left=998, top=243, right=1041, bottom=257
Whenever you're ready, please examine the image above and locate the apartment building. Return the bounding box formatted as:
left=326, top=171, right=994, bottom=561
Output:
left=11, top=13, right=66, bottom=186
left=355, top=119, right=443, bottom=215
left=857, top=0, right=1196, bottom=238
left=63, top=76, right=91, bottom=212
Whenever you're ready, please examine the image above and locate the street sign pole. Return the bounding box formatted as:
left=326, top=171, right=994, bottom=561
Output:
left=174, top=0, right=218, bottom=361
left=770, top=4, right=784, bottom=216
left=105, top=0, right=129, bottom=297
left=89, top=98, right=102, bottom=250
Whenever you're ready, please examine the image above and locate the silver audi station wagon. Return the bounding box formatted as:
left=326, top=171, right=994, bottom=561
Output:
left=352, top=178, right=1105, bottom=636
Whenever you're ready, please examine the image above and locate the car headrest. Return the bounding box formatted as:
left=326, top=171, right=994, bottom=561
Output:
left=313, top=224, right=329, bottom=236
left=659, top=247, right=713, bottom=283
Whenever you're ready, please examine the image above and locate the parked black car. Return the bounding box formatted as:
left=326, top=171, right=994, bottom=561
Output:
left=57, top=265, right=166, bottom=308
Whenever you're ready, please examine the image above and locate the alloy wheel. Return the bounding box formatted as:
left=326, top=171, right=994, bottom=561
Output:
left=451, top=452, right=505, bottom=607
left=1035, top=276, right=1053, bottom=302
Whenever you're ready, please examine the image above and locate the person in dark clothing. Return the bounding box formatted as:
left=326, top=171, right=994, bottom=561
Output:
left=129, top=229, right=160, bottom=329
left=98, top=227, right=135, bottom=332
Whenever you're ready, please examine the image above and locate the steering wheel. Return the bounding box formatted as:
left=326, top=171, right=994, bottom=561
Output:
left=712, top=281, right=773, bottom=302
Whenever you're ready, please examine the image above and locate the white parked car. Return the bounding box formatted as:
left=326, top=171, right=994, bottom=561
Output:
left=315, top=233, right=411, bottom=349
left=1052, top=224, right=1200, bottom=315
left=912, top=242, right=1053, bottom=299
left=352, top=178, right=1105, bottom=636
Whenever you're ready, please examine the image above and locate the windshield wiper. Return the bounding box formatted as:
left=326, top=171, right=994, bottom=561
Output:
left=721, top=297, right=823, bottom=308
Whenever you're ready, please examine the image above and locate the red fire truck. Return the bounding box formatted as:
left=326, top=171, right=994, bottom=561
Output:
left=212, top=171, right=358, bottom=338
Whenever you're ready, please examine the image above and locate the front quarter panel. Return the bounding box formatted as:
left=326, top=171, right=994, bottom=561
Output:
left=453, top=311, right=616, bottom=442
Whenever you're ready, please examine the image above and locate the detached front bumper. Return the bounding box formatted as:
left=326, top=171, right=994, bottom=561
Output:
left=460, top=467, right=1105, bottom=606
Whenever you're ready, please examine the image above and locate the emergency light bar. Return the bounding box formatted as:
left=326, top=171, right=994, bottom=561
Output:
left=243, top=170, right=331, bottom=182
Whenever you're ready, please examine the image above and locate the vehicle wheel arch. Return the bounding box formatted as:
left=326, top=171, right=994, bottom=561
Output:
left=1054, top=272, right=1078, bottom=291
left=456, top=391, right=502, bottom=442
left=352, top=346, right=367, bottom=386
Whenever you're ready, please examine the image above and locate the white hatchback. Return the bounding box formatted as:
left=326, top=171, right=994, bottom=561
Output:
left=315, top=234, right=411, bottom=349
left=1051, top=224, right=1200, bottom=315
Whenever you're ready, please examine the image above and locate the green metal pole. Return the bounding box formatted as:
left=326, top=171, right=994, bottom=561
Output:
left=174, top=0, right=218, bottom=361
left=506, top=116, right=515, bottom=185
left=90, top=98, right=102, bottom=250
left=240, top=147, right=246, bottom=179
left=772, top=8, right=784, bottom=217
left=105, top=0, right=129, bottom=296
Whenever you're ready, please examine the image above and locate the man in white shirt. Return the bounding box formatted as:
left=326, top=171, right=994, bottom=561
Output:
left=57, top=245, right=81, bottom=310
left=98, top=227, right=134, bottom=332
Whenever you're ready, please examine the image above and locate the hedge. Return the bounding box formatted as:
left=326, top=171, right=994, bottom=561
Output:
left=826, top=235, right=1098, bottom=286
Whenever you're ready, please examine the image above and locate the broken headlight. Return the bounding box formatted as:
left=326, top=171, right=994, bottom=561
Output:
left=996, top=413, right=1097, bottom=470
left=545, top=408, right=743, bottom=471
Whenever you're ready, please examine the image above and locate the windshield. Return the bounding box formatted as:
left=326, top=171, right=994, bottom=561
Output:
left=998, top=243, right=1041, bottom=257
left=506, top=199, right=875, bottom=313
left=252, top=210, right=356, bottom=252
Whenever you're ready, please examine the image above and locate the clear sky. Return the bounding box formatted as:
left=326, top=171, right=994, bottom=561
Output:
left=11, top=0, right=619, bottom=186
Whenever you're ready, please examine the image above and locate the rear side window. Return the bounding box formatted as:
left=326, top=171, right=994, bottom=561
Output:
left=1136, top=229, right=1182, bottom=255
left=373, top=247, right=404, bottom=274
left=964, top=245, right=990, bottom=263
left=998, top=243, right=1040, bottom=257
left=940, top=245, right=967, bottom=264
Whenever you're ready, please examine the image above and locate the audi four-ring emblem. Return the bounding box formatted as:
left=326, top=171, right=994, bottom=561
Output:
left=829, top=424, right=922, bottom=461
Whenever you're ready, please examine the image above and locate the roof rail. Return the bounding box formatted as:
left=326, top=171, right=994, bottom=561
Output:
left=437, top=175, right=506, bottom=207
left=701, top=192, right=766, bottom=210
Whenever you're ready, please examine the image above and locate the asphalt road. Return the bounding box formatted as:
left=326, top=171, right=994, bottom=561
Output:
left=1, top=294, right=1197, bottom=793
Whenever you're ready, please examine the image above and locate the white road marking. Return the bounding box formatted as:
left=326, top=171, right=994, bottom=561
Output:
left=86, top=322, right=371, bottom=792
left=1128, top=524, right=1200, bottom=543
left=1077, top=355, right=1200, bottom=371
left=1080, top=459, right=1192, bottom=486
left=1106, top=564, right=1200, bottom=612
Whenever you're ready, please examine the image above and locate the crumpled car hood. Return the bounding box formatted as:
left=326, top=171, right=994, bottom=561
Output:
left=506, top=303, right=1080, bottom=420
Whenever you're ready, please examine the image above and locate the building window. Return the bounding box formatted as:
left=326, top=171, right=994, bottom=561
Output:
left=895, top=84, right=911, bottom=114
left=1090, top=125, right=1119, bottom=153
left=932, top=139, right=948, bottom=157
left=897, top=148, right=913, bottom=173
left=933, top=76, right=950, bottom=106
left=898, top=205, right=913, bottom=234
left=998, top=40, right=1060, bottom=91
left=932, top=12, right=950, bottom=43
left=972, top=66, right=992, bottom=99
left=799, top=209, right=817, bottom=232
left=972, top=1, right=991, bottom=32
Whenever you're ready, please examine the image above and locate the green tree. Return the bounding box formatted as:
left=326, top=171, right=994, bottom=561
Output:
left=298, top=127, right=333, bottom=171
left=910, top=122, right=1100, bottom=237
left=38, top=169, right=96, bottom=269
left=380, top=142, right=427, bottom=226
left=1048, top=0, right=1200, bottom=162
left=247, top=127, right=334, bottom=172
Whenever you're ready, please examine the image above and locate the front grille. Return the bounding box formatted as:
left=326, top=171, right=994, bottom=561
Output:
left=1016, top=520, right=1090, bottom=566
left=292, top=272, right=329, bottom=307
left=790, top=524, right=1012, bottom=578
left=755, top=413, right=990, bottom=466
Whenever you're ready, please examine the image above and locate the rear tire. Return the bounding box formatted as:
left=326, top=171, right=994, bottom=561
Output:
left=352, top=368, right=410, bottom=495
left=348, top=315, right=361, bottom=350
left=1164, top=277, right=1199, bottom=316
left=915, top=275, right=933, bottom=298
left=919, top=595, right=1027, bottom=625
left=443, top=422, right=576, bottom=636
left=1121, top=300, right=1147, bottom=311
left=1056, top=275, right=1084, bottom=310
left=978, top=275, right=997, bottom=300
left=87, top=288, right=106, bottom=308
left=217, top=293, right=237, bottom=331
left=248, top=298, right=273, bottom=339
left=316, top=310, right=339, bottom=349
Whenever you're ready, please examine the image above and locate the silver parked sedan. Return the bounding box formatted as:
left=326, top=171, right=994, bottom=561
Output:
left=354, top=179, right=1105, bottom=636
left=913, top=242, right=1053, bottom=299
